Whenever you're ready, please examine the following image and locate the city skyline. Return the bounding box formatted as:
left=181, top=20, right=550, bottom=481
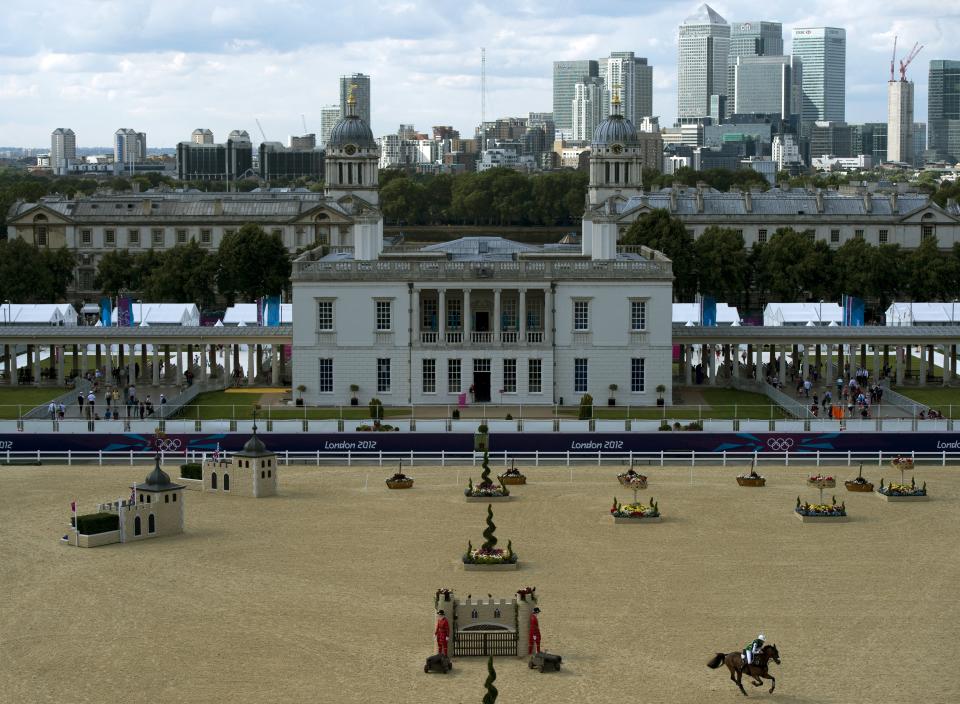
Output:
left=0, top=0, right=957, bottom=146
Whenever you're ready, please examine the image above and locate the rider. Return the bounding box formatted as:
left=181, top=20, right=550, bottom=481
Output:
left=743, top=633, right=765, bottom=666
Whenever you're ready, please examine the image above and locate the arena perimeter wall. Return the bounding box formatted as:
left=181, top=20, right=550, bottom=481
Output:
left=1, top=432, right=959, bottom=455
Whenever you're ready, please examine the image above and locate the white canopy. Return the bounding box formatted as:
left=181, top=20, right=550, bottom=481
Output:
left=672, top=302, right=741, bottom=326
left=109, top=303, right=200, bottom=326
left=885, top=302, right=960, bottom=326
left=1, top=303, right=77, bottom=326
left=222, top=303, right=292, bottom=325
left=763, top=302, right=842, bottom=326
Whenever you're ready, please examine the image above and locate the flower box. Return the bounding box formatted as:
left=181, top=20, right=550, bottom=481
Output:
left=876, top=478, right=927, bottom=500
left=498, top=474, right=526, bottom=485
left=875, top=492, right=930, bottom=502
left=737, top=476, right=766, bottom=487
left=890, top=457, right=914, bottom=470
left=617, top=469, right=647, bottom=487
left=613, top=515, right=663, bottom=524
left=465, top=495, right=513, bottom=503
left=462, top=562, right=520, bottom=571
left=844, top=480, right=874, bottom=492
left=386, top=479, right=414, bottom=489
left=794, top=513, right=850, bottom=523
left=807, top=475, right=836, bottom=488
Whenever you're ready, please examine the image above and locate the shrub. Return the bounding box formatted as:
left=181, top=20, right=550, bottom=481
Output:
left=578, top=394, right=594, bottom=420
left=477, top=423, right=489, bottom=434
left=74, top=512, right=119, bottom=535
left=505, top=413, right=513, bottom=421
left=180, top=463, right=202, bottom=480
left=368, top=398, right=384, bottom=420
left=452, top=409, right=460, bottom=419
left=685, top=420, right=703, bottom=431
left=658, top=422, right=671, bottom=432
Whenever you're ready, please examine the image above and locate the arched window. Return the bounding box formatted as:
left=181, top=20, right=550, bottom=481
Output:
left=268, top=470, right=272, bottom=478
left=173, top=493, right=177, bottom=502
left=148, top=514, right=155, bottom=533
left=165, top=494, right=169, bottom=503
left=134, top=516, right=142, bottom=536
left=211, top=471, right=218, bottom=489
left=357, top=165, right=362, bottom=185
left=614, top=162, right=620, bottom=183
left=604, top=163, right=610, bottom=183
left=261, top=470, right=265, bottom=478
left=146, top=495, right=151, bottom=503
left=223, top=473, right=230, bottom=491
left=338, top=163, right=344, bottom=184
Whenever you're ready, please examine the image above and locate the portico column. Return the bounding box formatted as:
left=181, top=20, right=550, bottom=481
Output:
left=80, top=343, right=87, bottom=376
left=684, top=345, right=692, bottom=385
left=127, top=345, right=135, bottom=386
left=152, top=346, right=160, bottom=386
left=140, top=344, right=148, bottom=382
left=905, top=344, right=913, bottom=380
left=708, top=343, right=717, bottom=386
left=271, top=346, right=280, bottom=386
left=55, top=346, right=64, bottom=386
left=104, top=343, right=113, bottom=383
left=175, top=345, right=183, bottom=386
left=209, top=346, right=217, bottom=379
left=412, top=288, right=420, bottom=343
left=438, top=288, right=446, bottom=342
left=4, top=345, right=12, bottom=385
left=928, top=345, right=936, bottom=383
left=493, top=288, right=502, bottom=342
left=919, top=344, right=927, bottom=386
left=732, top=344, right=740, bottom=379
left=32, top=345, right=40, bottom=386
left=778, top=345, right=787, bottom=387
left=199, top=344, right=208, bottom=382
left=544, top=288, right=554, bottom=346
left=873, top=345, right=880, bottom=383
left=233, top=344, right=240, bottom=371
left=519, top=289, right=527, bottom=343
left=942, top=345, right=950, bottom=386
left=463, top=289, right=472, bottom=343
left=224, top=345, right=232, bottom=383
left=896, top=346, right=905, bottom=385
left=247, top=344, right=255, bottom=385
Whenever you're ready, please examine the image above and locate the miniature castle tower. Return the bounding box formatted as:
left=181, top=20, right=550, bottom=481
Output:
left=124, top=455, right=185, bottom=542
left=204, top=426, right=278, bottom=498
left=441, top=589, right=537, bottom=658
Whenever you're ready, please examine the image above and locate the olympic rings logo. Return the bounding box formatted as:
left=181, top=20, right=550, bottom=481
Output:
left=766, top=437, right=794, bottom=452
left=155, top=438, right=182, bottom=452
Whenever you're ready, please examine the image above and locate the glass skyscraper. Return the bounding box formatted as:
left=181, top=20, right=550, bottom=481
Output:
left=791, top=27, right=846, bottom=123
left=928, top=60, right=960, bottom=163
left=599, top=52, right=653, bottom=126
left=339, top=73, right=371, bottom=128
left=553, top=60, right=599, bottom=136
left=727, top=21, right=783, bottom=102
left=733, top=55, right=800, bottom=118
left=677, top=4, right=730, bottom=121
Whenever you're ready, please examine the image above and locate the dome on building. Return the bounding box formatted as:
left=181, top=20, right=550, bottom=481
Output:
left=327, top=115, right=376, bottom=150
left=135, top=455, right=183, bottom=491
left=592, top=113, right=639, bottom=146
left=237, top=426, right=270, bottom=456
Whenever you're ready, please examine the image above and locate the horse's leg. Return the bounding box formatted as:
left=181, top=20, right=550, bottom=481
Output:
left=764, top=672, right=776, bottom=693
left=734, top=666, right=748, bottom=696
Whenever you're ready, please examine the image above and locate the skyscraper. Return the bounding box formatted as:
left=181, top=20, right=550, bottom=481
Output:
left=320, top=105, right=341, bottom=148
left=553, top=60, right=599, bottom=136
left=887, top=79, right=915, bottom=164
left=734, top=55, right=801, bottom=118
left=727, top=21, right=784, bottom=100
left=914, top=123, right=927, bottom=165
left=339, top=74, right=371, bottom=127
left=571, top=78, right=609, bottom=141
left=928, top=60, right=960, bottom=163
left=50, top=128, right=76, bottom=175
left=677, top=4, right=730, bottom=121
left=598, top=52, right=653, bottom=125
left=191, top=129, right=214, bottom=144
left=791, top=27, right=846, bottom=123
left=114, top=128, right=147, bottom=174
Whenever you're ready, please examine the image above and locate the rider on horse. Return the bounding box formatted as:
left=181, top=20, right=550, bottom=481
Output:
left=743, top=633, right=765, bottom=666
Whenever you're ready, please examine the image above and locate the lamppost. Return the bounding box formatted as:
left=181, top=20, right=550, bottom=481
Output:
left=3, top=299, right=9, bottom=325
left=137, top=299, right=143, bottom=326
left=952, top=299, right=957, bottom=326
left=818, top=299, right=823, bottom=325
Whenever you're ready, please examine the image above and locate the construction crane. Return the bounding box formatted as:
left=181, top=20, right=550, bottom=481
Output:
left=889, top=35, right=897, bottom=82
left=255, top=118, right=268, bottom=142
left=301, top=114, right=308, bottom=134
left=899, top=42, right=923, bottom=81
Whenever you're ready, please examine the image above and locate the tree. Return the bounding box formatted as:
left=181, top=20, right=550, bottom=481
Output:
left=482, top=656, right=498, bottom=704
left=832, top=238, right=874, bottom=299
left=0, top=240, right=49, bottom=302
left=95, top=250, right=140, bottom=297
left=380, top=176, right=426, bottom=225
left=621, top=209, right=696, bottom=299
left=906, top=236, right=954, bottom=300
left=38, top=247, right=76, bottom=301
left=143, top=241, right=218, bottom=306
left=693, top=226, right=749, bottom=305
left=868, top=244, right=906, bottom=311
left=753, top=228, right=831, bottom=302
left=217, top=223, right=291, bottom=303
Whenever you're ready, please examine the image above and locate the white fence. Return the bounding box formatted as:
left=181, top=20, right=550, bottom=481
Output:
left=2, top=448, right=958, bottom=468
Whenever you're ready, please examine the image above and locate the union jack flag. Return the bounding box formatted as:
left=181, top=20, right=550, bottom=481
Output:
left=212, top=443, right=221, bottom=462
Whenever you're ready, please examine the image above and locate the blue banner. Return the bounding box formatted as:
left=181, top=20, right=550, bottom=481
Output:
left=117, top=297, right=134, bottom=327
left=99, top=297, right=112, bottom=326
left=701, top=296, right=717, bottom=327
left=265, top=295, right=281, bottom=326
left=842, top=295, right=865, bottom=326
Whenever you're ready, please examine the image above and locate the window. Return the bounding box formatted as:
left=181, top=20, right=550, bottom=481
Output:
left=211, top=472, right=217, bottom=489
left=422, top=298, right=438, bottom=330
left=502, top=299, right=517, bottom=330
left=318, top=358, right=333, bottom=393
left=176, top=229, right=187, bottom=244
left=448, top=359, right=461, bottom=393
left=375, top=300, right=392, bottom=331
left=422, top=359, right=436, bottom=393
left=879, top=229, right=889, bottom=244
left=735, top=229, right=743, bottom=237
left=855, top=229, right=864, bottom=240
left=758, top=229, right=767, bottom=244
left=80, top=229, right=92, bottom=246
left=271, top=228, right=282, bottom=240
left=148, top=514, right=155, bottom=533
left=164, top=494, right=169, bottom=504
left=36, top=227, right=48, bottom=246
left=200, top=229, right=212, bottom=245
left=377, top=358, right=391, bottom=393
left=503, top=359, right=517, bottom=393
left=173, top=493, right=177, bottom=502
left=105, top=229, right=115, bottom=246
left=223, top=473, right=230, bottom=491
left=134, top=516, right=141, bottom=536
left=574, top=358, right=588, bottom=392
left=630, top=300, right=647, bottom=331
left=128, top=229, right=140, bottom=246
left=830, top=229, right=840, bottom=243
left=78, top=270, right=95, bottom=291
left=922, top=225, right=935, bottom=240
left=447, top=299, right=462, bottom=330
left=631, top=358, right=645, bottom=393
left=573, top=300, right=590, bottom=331
left=295, top=227, right=305, bottom=246
left=152, top=229, right=164, bottom=246
left=528, top=359, right=542, bottom=393
left=225, top=228, right=235, bottom=237
left=317, top=300, right=334, bottom=331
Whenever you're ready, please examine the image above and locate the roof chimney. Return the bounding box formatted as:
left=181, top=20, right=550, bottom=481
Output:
left=669, top=188, right=677, bottom=212
left=743, top=190, right=752, bottom=213
left=695, top=187, right=704, bottom=214
left=863, top=193, right=872, bottom=213
left=890, top=192, right=898, bottom=212
left=141, top=199, right=152, bottom=215
left=213, top=198, right=224, bottom=216
left=815, top=189, right=824, bottom=214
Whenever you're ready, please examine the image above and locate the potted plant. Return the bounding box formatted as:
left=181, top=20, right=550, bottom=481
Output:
left=578, top=394, right=593, bottom=420
left=607, top=384, right=618, bottom=406
left=474, top=423, right=489, bottom=451
left=386, top=462, right=414, bottom=489
left=349, top=384, right=360, bottom=406
left=452, top=408, right=460, bottom=420
left=844, top=464, right=873, bottom=493
left=656, top=384, right=666, bottom=407
left=368, top=397, right=384, bottom=420
left=295, top=384, right=306, bottom=406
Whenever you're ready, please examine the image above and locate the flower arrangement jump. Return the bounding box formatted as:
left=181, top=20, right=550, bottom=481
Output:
left=844, top=464, right=873, bottom=493
left=617, top=466, right=647, bottom=488
left=877, top=476, right=929, bottom=502
left=737, top=460, right=765, bottom=487
left=497, top=460, right=527, bottom=486
left=462, top=504, right=518, bottom=570
left=465, top=451, right=511, bottom=502
left=386, top=463, right=414, bottom=489
left=795, top=495, right=848, bottom=522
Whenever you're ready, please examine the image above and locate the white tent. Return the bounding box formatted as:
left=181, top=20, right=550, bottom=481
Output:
left=1, top=303, right=77, bottom=326
left=885, top=302, right=960, bottom=327
left=222, top=303, right=293, bottom=325
left=109, top=303, right=200, bottom=326
left=672, top=302, right=741, bottom=326
left=763, top=302, right=842, bottom=326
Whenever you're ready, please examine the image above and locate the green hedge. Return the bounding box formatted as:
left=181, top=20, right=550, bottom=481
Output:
left=73, top=512, right=119, bottom=535
left=180, top=463, right=202, bottom=480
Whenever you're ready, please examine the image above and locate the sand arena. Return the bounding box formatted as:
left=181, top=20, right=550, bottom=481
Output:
left=1, top=462, right=957, bottom=703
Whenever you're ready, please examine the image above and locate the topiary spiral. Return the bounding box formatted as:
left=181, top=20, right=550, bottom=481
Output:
left=482, top=655, right=498, bottom=703
left=482, top=503, right=497, bottom=550
left=480, top=450, right=492, bottom=485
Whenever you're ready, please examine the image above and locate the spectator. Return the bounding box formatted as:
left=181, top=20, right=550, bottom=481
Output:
left=47, top=401, right=56, bottom=420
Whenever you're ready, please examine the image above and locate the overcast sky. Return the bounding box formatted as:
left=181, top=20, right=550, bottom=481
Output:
left=1, top=0, right=957, bottom=148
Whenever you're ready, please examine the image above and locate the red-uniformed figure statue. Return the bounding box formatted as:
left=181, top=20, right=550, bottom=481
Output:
left=435, top=610, right=450, bottom=656
left=528, top=607, right=542, bottom=654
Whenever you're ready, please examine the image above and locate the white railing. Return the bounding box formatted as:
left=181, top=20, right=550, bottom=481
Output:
left=500, top=331, right=519, bottom=344
left=420, top=331, right=438, bottom=344
left=446, top=331, right=463, bottom=344
left=10, top=448, right=960, bottom=468
left=471, top=332, right=493, bottom=344
left=527, top=331, right=544, bottom=344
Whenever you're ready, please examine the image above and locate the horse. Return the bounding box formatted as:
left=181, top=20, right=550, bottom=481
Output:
left=707, top=643, right=780, bottom=696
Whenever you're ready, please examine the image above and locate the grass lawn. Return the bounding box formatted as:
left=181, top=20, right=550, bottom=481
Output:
left=0, top=388, right=71, bottom=418
left=895, top=388, right=960, bottom=417
left=176, top=391, right=406, bottom=420
left=593, top=388, right=788, bottom=420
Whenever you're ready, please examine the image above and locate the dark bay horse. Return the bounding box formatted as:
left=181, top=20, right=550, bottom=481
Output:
left=707, top=643, right=781, bottom=696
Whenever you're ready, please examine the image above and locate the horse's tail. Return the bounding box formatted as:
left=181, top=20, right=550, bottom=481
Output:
left=706, top=653, right=725, bottom=669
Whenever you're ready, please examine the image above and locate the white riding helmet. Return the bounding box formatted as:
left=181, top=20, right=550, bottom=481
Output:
left=758, top=633, right=765, bottom=640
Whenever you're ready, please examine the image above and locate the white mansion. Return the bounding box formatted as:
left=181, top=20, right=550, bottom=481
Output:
left=291, top=105, right=675, bottom=406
